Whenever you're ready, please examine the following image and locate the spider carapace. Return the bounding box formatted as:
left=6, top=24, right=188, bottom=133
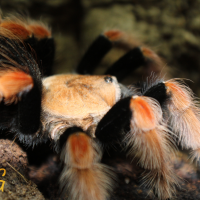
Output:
left=0, top=13, right=200, bottom=200
left=42, top=74, right=121, bottom=140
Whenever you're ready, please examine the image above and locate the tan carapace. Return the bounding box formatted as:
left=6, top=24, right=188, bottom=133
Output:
left=42, top=74, right=121, bottom=140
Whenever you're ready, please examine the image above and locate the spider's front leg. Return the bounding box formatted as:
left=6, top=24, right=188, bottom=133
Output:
left=57, top=128, right=114, bottom=200
left=0, top=15, right=55, bottom=145
left=0, top=39, right=42, bottom=142
left=95, top=83, right=179, bottom=200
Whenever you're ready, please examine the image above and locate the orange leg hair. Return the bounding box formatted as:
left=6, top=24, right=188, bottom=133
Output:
left=0, top=15, right=51, bottom=40
left=126, top=96, right=179, bottom=199
left=165, top=79, right=200, bottom=163
left=60, top=132, right=114, bottom=200
left=0, top=68, right=33, bottom=104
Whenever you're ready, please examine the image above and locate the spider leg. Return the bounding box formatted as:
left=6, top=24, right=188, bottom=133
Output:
left=142, top=78, right=200, bottom=162
left=0, top=14, right=57, bottom=144
left=0, top=34, right=43, bottom=145
left=139, top=77, right=200, bottom=195
left=95, top=83, right=179, bottom=199
left=76, top=33, right=112, bottom=75
left=126, top=95, right=178, bottom=199
left=95, top=96, right=132, bottom=145
left=77, top=30, right=164, bottom=81
left=104, top=47, right=145, bottom=81
left=162, top=79, right=200, bottom=163
left=0, top=14, right=55, bottom=76
left=57, top=128, right=114, bottom=200
left=25, top=25, right=55, bottom=76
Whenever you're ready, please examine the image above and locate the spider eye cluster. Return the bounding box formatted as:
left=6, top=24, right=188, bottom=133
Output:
left=104, top=76, right=113, bottom=83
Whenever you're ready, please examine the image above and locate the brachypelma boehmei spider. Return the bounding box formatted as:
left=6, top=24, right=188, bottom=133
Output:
left=0, top=13, right=200, bottom=200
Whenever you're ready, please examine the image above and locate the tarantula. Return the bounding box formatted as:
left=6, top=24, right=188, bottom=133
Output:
left=0, top=13, right=200, bottom=200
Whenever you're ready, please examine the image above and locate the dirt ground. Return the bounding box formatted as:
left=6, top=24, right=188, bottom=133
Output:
left=0, top=139, right=45, bottom=200
left=1, top=0, right=200, bottom=199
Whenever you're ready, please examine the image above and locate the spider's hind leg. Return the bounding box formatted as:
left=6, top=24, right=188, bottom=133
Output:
left=77, top=30, right=164, bottom=81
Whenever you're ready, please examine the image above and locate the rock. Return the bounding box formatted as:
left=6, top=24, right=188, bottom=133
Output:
left=0, top=139, right=44, bottom=200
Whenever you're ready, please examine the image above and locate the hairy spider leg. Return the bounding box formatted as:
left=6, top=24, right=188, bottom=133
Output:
left=143, top=78, right=200, bottom=163
left=76, top=34, right=112, bottom=75
left=95, top=79, right=168, bottom=145
left=95, top=97, right=132, bottom=145
left=163, top=79, right=200, bottom=163
left=24, top=27, right=55, bottom=76
left=58, top=128, right=114, bottom=200
left=77, top=30, right=164, bottom=81
left=95, top=80, right=180, bottom=199
left=128, top=96, right=178, bottom=200
left=139, top=77, right=200, bottom=195
left=105, top=48, right=145, bottom=82
left=0, top=15, right=55, bottom=76
left=0, top=70, right=33, bottom=104
left=0, top=35, right=42, bottom=144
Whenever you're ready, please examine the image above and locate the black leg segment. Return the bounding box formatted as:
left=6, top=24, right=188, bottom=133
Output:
left=25, top=37, right=55, bottom=76
left=142, top=81, right=169, bottom=108
left=76, top=35, right=112, bottom=74
left=104, top=47, right=145, bottom=81
left=95, top=97, right=132, bottom=145
left=0, top=37, right=42, bottom=137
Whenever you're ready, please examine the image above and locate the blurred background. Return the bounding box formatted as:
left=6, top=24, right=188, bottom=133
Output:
left=1, top=0, right=200, bottom=95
